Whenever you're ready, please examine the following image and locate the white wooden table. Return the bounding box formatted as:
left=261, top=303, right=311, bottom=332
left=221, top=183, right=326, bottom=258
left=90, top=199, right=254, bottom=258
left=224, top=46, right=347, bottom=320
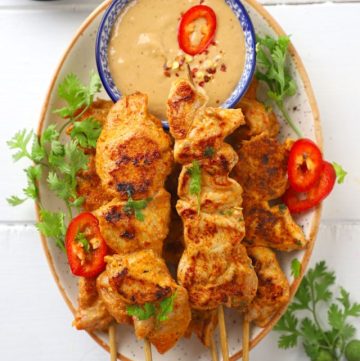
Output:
left=0, top=0, right=359, bottom=360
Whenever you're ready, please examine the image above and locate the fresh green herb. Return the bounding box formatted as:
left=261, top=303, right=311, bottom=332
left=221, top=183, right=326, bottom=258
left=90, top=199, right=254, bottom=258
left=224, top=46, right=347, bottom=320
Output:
left=53, top=71, right=101, bottom=119
left=6, top=195, right=27, bottom=206
left=7, top=71, right=102, bottom=250
left=126, top=302, right=156, bottom=321
left=204, top=146, right=215, bottom=158
left=275, top=261, right=360, bottom=361
left=188, top=160, right=202, bottom=213
left=158, top=292, right=177, bottom=321
left=36, top=209, right=66, bottom=251
left=126, top=293, right=177, bottom=322
left=220, top=209, right=234, bottom=216
left=291, top=258, right=302, bottom=278
left=278, top=203, right=287, bottom=213
left=70, top=117, right=102, bottom=148
left=75, top=232, right=90, bottom=252
left=7, top=129, right=34, bottom=162
left=124, top=196, right=153, bottom=221
left=332, top=162, right=347, bottom=184
left=256, top=35, right=302, bottom=138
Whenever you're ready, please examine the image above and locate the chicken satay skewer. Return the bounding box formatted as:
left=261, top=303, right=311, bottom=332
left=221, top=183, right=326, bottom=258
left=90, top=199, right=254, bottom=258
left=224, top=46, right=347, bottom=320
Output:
left=167, top=79, right=258, bottom=361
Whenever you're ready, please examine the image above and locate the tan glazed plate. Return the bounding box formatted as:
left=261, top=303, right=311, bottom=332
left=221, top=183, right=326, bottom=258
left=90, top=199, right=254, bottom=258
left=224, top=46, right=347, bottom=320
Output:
left=37, top=0, right=323, bottom=360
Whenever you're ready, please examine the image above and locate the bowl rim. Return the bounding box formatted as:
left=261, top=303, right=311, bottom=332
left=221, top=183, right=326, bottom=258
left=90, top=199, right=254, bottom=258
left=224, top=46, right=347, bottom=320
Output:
left=36, top=0, right=323, bottom=360
left=95, top=0, right=256, bottom=128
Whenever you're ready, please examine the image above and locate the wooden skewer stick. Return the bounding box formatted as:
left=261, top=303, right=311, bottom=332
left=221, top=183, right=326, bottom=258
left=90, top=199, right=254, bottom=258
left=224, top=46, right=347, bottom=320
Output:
left=109, top=323, right=117, bottom=361
left=242, top=317, right=250, bottom=361
left=210, top=336, right=219, bottom=361
left=218, top=305, right=229, bottom=361
left=144, top=338, right=153, bottom=361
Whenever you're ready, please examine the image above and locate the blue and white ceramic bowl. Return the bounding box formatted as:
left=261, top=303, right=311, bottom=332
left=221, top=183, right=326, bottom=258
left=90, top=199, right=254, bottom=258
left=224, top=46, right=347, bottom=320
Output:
left=96, top=0, right=256, bottom=128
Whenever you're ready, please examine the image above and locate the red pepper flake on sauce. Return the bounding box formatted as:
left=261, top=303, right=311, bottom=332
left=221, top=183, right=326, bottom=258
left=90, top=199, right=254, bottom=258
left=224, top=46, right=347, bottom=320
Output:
left=198, top=81, right=205, bottom=87
left=207, top=68, right=217, bottom=74
left=220, top=63, right=227, bottom=72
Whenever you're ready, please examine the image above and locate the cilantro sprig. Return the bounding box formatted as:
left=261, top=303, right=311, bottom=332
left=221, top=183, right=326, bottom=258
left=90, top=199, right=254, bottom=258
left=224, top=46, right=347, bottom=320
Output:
left=188, top=160, right=202, bottom=214
left=291, top=258, right=302, bottom=278
left=275, top=261, right=360, bottom=361
left=126, top=292, right=177, bottom=322
left=256, top=35, right=303, bottom=138
left=124, top=196, right=153, bottom=222
left=7, top=71, right=102, bottom=250
left=333, top=162, right=348, bottom=184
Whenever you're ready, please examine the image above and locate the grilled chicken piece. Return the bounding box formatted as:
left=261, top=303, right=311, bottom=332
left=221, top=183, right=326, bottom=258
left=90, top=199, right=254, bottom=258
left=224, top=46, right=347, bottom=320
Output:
left=96, top=93, right=173, bottom=200
left=93, top=188, right=170, bottom=255
left=134, top=286, right=190, bottom=354
left=74, top=100, right=114, bottom=211
left=236, top=98, right=280, bottom=139
left=242, top=198, right=306, bottom=251
left=73, top=277, right=113, bottom=332
left=229, top=79, right=279, bottom=145
left=167, top=79, right=258, bottom=311
left=100, top=250, right=191, bottom=354
left=246, top=247, right=290, bottom=327
left=77, top=153, right=113, bottom=212
left=97, top=272, right=130, bottom=325
left=78, top=99, right=113, bottom=126
left=233, top=133, right=289, bottom=201
left=187, top=309, right=218, bottom=347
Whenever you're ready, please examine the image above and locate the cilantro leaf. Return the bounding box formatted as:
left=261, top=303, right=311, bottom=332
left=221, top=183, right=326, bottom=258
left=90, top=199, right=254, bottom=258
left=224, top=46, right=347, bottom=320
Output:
left=332, top=162, right=347, bottom=184
left=204, top=146, right=215, bottom=158
left=70, top=117, right=102, bottom=148
left=7, top=129, right=33, bottom=161
left=126, top=303, right=156, bottom=321
left=278, top=333, right=299, bottom=349
left=291, top=277, right=311, bottom=311
left=274, top=310, right=298, bottom=333
left=61, top=140, right=89, bottom=178
left=157, top=292, right=177, bottom=322
left=47, top=171, right=73, bottom=202
left=41, top=124, right=59, bottom=145
left=300, top=318, right=322, bottom=342
left=31, top=136, right=46, bottom=162
left=328, top=303, right=343, bottom=330
left=53, top=71, right=101, bottom=119
left=23, top=165, right=42, bottom=200
left=36, top=209, right=66, bottom=250
left=188, top=160, right=202, bottom=213
left=291, top=258, right=302, bottom=278
left=256, top=35, right=302, bottom=137
left=124, top=196, right=152, bottom=221
left=7, top=195, right=27, bottom=206
left=75, top=232, right=90, bottom=252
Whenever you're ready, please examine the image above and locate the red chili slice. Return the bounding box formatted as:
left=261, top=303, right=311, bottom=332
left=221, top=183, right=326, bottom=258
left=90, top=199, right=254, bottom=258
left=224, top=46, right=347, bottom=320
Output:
left=283, top=161, right=336, bottom=213
left=288, top=138, right=323, bottom=192
left=178, top=5, right=217, bottom=56
left=65, top=212, right=107, bottom=278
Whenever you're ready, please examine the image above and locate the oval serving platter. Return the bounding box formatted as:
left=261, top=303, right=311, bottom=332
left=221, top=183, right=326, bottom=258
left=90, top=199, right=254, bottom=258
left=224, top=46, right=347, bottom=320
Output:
left=37, top=1, right=323, bottom=360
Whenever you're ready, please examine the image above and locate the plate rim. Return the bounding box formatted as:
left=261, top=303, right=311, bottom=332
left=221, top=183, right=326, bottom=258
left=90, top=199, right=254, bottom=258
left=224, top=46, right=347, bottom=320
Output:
left=35, top=0, right=323, bottom=360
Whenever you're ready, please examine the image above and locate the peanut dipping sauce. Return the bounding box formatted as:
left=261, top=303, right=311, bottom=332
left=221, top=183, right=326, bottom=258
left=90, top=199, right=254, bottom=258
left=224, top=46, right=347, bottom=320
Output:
left=108, top=0, right=246, bottom=119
